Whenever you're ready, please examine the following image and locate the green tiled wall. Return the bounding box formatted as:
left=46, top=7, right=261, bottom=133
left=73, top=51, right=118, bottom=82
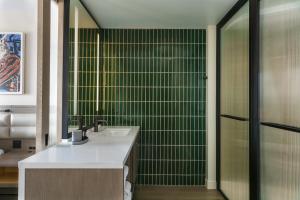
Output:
left=69, top=29, right=207, bottom=186
left=68, top=28, right=100, bottom=126
left=100, top=29, right=207, bottom=186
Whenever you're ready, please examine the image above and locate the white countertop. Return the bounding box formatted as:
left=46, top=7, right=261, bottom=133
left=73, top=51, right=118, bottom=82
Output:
left=18, top=126, right=140, bottom=169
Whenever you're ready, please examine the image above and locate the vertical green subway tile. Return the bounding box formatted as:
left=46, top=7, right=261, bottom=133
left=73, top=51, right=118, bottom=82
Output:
left=68, top=29, right=206, bottom=186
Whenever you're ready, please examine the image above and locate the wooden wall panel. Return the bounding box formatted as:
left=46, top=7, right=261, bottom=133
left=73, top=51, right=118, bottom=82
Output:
left=25, top=169, right=123, bottom=200
left=36, top=0, right=51, bottom=151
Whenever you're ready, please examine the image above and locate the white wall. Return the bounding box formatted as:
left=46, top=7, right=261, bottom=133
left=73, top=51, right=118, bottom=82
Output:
left=206, top=25, right=217, bottom=189
left=49, top=1, right=59, bottom=146
left=0, top=0, right=37, bottom=105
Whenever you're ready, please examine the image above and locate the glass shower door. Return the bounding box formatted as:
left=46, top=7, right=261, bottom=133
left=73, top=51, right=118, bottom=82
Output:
left=260, top=0, right=300, bottom=199
left=219, top=2, right=249, bottom=200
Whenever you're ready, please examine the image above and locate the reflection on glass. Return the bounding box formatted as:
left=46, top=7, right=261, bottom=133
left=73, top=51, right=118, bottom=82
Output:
left=260, top=0, right=300, bottom=127
left=68, top=0, right=99, bottom=133
left=73, top=6, right=79, bottom=116
left=260, top=0, right=300, bottom=199
left=261, top=126, right=300, bottom=200
left=221, top=117, right=249, bottom=200
left=220, top=2, right=249, bottom=118
left=96, top=34, right=100, bottom=112
left=220, top=2, right=249, bottom=200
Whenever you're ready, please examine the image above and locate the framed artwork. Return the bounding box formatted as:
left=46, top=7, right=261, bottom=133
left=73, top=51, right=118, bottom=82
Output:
left=0, top=32, right=24, bottom=94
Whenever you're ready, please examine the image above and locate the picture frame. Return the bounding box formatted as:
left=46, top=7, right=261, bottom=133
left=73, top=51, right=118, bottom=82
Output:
left=0, top=32, right=24, bottom=94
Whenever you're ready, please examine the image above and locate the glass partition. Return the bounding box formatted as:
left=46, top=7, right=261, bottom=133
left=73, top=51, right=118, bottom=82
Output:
left=220, top=2, right=249, bottom=118
left=220, top=2, right=249, bottom=200
left=221, top=118, right=249, bottom=200
left=67, top=0, right=100, bottom=134
left=260, top=0, right=300, bottom=127
left=260, top=126, right=300, bottom=200
left=260, top=0, right=300, bottom=199
left=218, top=0, right=300, bottom=199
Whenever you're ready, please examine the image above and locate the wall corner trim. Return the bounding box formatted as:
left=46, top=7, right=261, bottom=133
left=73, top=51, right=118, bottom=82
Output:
left=206, top=25, right=217, bottom=190
left=206, top=180, right=217, bottom=190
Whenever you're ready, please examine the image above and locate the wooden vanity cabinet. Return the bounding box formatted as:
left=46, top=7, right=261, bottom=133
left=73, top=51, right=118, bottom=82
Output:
left=126, top=134, right=140, bottom=187
left=24, top=134, right=140, bottom=200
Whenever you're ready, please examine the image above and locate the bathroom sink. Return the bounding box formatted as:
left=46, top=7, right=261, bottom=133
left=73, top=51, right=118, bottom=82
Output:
left=101, top=128, right=131, bottom=137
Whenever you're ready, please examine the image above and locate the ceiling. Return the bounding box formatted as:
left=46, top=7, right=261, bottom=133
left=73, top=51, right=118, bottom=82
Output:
left=70, top=0, right=98, bottom=28
left=81, top=0, right=239, bottom=29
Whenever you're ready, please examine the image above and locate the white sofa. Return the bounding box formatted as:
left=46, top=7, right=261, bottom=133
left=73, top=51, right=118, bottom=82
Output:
left=0, top=110, right=36, bottom=167
left=0, top=113, right=36, bottom=139
left=0, top=113, right=10, bottom=138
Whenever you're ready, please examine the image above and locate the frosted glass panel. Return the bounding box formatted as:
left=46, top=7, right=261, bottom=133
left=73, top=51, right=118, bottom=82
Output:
left=220, top=117, right=249, bottom=200
left=220, top=2, right=249, bottom=118
left=220, top=2, right=249, bottom=199
left=260, top=0, right=300, bottom=127
left=260, top=126, right=300, bottom=200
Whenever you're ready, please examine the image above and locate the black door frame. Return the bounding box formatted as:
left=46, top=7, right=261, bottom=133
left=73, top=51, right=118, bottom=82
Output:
left=62, top=0, right=70, bottom=139
left=216, top=0, right=260, bottom=200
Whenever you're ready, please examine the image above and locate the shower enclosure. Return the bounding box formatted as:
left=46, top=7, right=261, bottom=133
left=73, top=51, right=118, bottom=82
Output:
left=217, top=0, right=300, bottom=200
left=260, top=0, right=300, bottom=199
left=219, top=2, right=249, bottom=200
